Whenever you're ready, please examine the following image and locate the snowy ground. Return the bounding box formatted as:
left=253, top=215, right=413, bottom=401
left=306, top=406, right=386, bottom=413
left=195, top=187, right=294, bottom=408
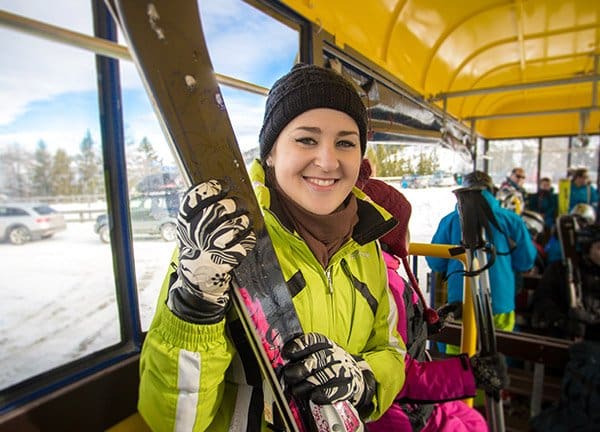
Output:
left=0, top=185, right=457, bottom=389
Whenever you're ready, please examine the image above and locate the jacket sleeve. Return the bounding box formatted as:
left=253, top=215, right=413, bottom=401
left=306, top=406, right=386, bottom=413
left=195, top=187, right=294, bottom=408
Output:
left=592, top=186, right=599, bottom=206
left=138, top=263, right=235, bottom=431
left=425, top=212, right=456, bottom=273
left=361, top=249, right=407, bottom=421
left=397, top=354, right=476, bottom=402
left=509, top=213, right=537, bottom=272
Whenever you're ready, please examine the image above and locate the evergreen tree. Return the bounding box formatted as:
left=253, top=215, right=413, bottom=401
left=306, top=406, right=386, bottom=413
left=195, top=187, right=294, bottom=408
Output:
left=138, top=136, right=162, bottom=173
left=51, top=149, right=74, bottom=196
left=76, top=130, right=102, bottom=196
left=32, top=140, right=53, bottom=197
left=376, top=144, right=403, bottom=177
left=415, top=149, right=439, bottom=175
left=128, top=136, right=164, bottom=192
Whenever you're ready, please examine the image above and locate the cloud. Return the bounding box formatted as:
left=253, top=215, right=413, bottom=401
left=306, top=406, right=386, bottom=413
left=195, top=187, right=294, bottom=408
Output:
left=1, top=0, right=297, bottom=155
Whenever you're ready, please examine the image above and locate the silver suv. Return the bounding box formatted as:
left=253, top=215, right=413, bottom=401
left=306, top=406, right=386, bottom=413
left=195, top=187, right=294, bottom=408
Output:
left=94, top=193, right=179, bottom=243
left=0, top=203, right=67, bottom=245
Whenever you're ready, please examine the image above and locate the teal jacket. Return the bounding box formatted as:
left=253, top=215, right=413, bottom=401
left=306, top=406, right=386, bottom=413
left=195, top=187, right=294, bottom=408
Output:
left=426, top=190, right=537, bottom=314
left=569, top=182, right=598, bottom=212
left=138, top=160, right=406, bottom=431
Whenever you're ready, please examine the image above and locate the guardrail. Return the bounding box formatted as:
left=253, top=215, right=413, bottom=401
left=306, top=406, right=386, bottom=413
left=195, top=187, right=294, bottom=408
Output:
left=60, top=209, right=105, bottom=222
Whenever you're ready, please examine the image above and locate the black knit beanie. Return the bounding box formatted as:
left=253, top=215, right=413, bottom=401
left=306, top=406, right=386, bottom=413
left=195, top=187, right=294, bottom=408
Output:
left=259, top=63, right=368, bottom=160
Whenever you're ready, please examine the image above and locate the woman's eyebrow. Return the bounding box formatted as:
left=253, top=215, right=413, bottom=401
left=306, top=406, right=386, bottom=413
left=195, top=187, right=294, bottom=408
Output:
left=292, top=127, right=359, bottom=137
left=294, top=126, right=321, bottom=133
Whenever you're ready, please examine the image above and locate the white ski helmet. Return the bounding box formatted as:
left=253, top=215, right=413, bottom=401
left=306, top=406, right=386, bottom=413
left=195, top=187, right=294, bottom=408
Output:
left=570, top=203, right=596, bottom=225
left=521, top=210, right=545, bottom=238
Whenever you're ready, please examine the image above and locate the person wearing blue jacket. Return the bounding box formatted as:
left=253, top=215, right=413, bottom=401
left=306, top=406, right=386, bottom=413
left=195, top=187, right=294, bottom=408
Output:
left=568, top=168, right=598, bottom=216
left=426, top=171, right=537, bottom=342
left=526, top=177, right=558, bottom=235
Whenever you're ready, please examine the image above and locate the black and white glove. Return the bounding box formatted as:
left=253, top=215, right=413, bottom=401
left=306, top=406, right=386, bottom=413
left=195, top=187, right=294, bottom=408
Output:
left=469, top=352, right=509, bottom=399
left=437, top=301, right=462, bottom=323
left=167, top=179, right=256, bottom=324
left=427, top=301, right=462, bottom=334
left=282, top=333, right=376, bottom=418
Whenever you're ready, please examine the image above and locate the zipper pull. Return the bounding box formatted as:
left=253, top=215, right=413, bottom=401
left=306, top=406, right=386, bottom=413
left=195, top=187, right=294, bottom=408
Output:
left=326, top=268, right=333, bottom=294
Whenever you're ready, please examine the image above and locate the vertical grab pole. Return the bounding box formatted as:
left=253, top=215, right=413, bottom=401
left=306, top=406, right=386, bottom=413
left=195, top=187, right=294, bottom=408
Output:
left=409, top=242, right=478, bottom=407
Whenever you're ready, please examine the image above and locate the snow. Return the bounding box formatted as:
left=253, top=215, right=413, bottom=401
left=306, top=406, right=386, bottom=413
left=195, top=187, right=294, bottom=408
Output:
left=0, top=185, right=457, bottom=389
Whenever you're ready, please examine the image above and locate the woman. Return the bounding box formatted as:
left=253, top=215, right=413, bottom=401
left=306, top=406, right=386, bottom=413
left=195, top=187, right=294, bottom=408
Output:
left=138, top=64, right=406, bottom=431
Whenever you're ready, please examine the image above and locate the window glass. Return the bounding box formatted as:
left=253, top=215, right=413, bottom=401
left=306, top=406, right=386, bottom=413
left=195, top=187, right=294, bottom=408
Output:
left=119, top=0, right=298, bottom=331
left=486, top=139, right=539, bottom=193
left=33, top=205, right=57, bottom=215
left=570, top=135, right=599, bottom=184
left=199, top=0, right=300, bottom=88
left=0, top=31, right=119, bottom=389
left=0, top=0, right=93, bottom=35
left=365, top=140, right=469, bottom=302
left=540, top=137, right=569, bottom=187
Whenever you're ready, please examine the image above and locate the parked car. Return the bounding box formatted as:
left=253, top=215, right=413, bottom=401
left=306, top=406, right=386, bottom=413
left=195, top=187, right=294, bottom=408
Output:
left=431, top=172, right=456, bottom=187
left=0, top=202, right=67, bottom=245
left=94, top=192, right=179, bottom=243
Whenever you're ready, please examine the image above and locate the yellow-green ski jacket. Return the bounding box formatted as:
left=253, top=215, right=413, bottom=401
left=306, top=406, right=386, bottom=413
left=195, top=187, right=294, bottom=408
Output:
left=138, top=161, right=406, bottom=431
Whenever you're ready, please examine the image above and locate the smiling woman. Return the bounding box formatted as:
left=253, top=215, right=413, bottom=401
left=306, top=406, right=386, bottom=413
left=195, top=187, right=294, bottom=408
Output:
left=0, top=0, right=597, bottom=431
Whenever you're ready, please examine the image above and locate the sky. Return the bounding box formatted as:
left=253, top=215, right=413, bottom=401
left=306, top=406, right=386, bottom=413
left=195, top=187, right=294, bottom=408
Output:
left=0, top=184, right=459, bottom=390
left=0, top=0, right=298, bottom=158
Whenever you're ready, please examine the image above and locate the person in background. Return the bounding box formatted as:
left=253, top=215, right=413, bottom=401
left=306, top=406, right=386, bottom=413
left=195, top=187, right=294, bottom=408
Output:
left=531, top=223, right=600, bottom=341
left=568, top=168, right=598, bottom=216
left=526, top=177, right=558, bottom=240
left=427, top=171, right=537, bottom=351
left=497, top=167, right=528, bottom=214
left=357, top=161, right=508, bottom=432
left=137, top=64, right=406, bottom=431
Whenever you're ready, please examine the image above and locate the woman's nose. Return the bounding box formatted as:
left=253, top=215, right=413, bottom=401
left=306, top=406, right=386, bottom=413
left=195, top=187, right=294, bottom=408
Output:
left=314, top=143, right=339, bottom=172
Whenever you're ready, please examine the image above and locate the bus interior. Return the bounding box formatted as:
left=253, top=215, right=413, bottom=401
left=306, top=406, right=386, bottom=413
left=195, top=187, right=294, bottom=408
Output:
left=0, top=0, right=598, bottom=431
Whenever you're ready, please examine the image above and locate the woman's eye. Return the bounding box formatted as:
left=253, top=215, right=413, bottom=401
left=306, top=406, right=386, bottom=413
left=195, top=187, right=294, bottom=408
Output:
left=337, top=140, right=357, bottom=149
left=296, top=137, right=317, bottom=145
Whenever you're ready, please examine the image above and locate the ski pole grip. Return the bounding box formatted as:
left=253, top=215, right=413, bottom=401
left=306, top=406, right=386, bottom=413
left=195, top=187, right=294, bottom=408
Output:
left=453, top=187, right=487, bottom=250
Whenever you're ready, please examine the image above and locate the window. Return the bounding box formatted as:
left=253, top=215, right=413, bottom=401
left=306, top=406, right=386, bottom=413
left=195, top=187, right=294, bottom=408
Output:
left=0, top=0, right=297, bottom=409
left=0, top=4, right=121, bottom=392
left=486, top=139, right=539, bottom=193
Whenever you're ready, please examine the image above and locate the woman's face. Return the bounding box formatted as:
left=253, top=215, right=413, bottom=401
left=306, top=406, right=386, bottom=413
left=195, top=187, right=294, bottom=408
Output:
left=267, top=108, right=362, bottom=215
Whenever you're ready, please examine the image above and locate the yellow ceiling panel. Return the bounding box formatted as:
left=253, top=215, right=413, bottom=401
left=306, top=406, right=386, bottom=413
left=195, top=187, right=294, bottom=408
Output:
left=281, top=0, right=600, bottom=139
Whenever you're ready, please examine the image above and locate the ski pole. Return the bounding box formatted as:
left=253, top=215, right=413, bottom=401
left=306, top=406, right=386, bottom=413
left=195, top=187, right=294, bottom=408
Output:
left=453, top=186, right=505, bottom=432
left=556, top=215, right=583, bottom=309
left=473, top=245, right=506, bottom=432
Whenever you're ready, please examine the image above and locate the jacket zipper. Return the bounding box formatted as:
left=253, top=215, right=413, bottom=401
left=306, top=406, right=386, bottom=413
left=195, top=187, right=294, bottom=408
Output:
left=326, top=268, right=333, bottom=295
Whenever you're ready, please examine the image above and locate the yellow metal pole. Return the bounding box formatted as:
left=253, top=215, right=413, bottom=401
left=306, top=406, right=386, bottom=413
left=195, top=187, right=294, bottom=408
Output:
left=408, top=242, right=477, bottom=406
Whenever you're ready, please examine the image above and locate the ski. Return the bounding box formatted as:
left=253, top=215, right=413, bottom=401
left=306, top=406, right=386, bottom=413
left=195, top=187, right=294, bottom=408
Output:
left=453, top=186, right=505, bottom=432
left=106, top=1, right=362, bottom=431
left=556, top=214, right=583, bottom=308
